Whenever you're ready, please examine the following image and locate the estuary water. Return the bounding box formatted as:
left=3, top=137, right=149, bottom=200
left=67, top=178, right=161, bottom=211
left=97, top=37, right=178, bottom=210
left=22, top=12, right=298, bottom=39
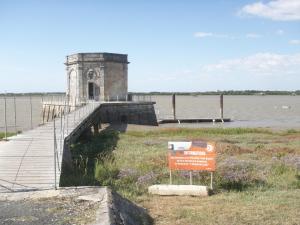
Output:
left=146, top=95, right=300, bottom=129
left=0, top=95, right=299, bottom=132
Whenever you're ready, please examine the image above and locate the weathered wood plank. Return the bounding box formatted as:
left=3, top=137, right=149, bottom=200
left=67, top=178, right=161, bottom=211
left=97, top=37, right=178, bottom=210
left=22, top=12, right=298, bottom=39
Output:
left=0, top=102, right=100, bottom=193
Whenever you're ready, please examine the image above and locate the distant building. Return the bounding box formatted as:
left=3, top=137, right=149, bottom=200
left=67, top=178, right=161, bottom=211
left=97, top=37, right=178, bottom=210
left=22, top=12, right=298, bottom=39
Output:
left=65, top=53, right=129, bottom=105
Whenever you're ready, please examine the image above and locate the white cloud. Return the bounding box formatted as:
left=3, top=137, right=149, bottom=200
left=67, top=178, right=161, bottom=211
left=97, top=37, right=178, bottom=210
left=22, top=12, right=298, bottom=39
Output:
left=246, top=33, right=262, bottom=38
left=202, top=52, right=300, bottom=75
left=289, top=39, right=300, bottom=45
left=194, top=32, right=213, bottom=38
left=276, top=29, right=284, bottom=35
left=194, top=32, right=230, bottom=39
left=240, top=0, right=300, bottom=21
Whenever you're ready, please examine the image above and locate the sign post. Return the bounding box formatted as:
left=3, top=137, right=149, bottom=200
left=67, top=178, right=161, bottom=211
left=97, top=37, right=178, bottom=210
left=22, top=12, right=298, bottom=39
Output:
left=168, top=141, right=216, bottom=171
left=168, top=140, right=216, bottom=187
left=148, top=140, right=216, bottom=196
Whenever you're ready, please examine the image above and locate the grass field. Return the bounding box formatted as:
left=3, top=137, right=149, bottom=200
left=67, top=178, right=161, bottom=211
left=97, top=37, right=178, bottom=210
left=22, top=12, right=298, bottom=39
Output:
left=62, top=126, right=300, bottom=224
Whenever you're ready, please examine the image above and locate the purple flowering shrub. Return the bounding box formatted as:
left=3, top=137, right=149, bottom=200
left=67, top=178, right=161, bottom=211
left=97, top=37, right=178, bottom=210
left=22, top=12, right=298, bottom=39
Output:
left=217, top=157, right=267, bottom=190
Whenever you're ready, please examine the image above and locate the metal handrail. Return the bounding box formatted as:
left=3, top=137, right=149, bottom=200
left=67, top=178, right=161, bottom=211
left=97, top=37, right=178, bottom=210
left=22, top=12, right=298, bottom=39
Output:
left=53, top=101, right=99, bottom=189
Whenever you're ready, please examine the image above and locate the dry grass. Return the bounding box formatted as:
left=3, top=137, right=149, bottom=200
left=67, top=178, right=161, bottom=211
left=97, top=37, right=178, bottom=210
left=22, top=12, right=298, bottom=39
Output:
left=64, top=127, right=300, bottom=224
left=141, top=190, right=300, bottom=225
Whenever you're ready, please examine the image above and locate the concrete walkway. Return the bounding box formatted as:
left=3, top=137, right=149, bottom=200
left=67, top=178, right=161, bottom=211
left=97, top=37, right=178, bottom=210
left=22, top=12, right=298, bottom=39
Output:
left=0, top=102, right=100, bottom=193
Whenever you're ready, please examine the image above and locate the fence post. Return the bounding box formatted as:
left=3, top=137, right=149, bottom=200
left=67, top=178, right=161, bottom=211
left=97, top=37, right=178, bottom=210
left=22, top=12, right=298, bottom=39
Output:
left=73, top=106, right=76, bottom=125
left=14, top=95, right=17, bottom=133
left=53, top=117, right=57, bottom=190
left=79, top=105, right=81, bottom=119
left=30, top=95, right=33, bottom=129
left=60, top=108, right=63, bottom=151
left=4, top=92, right=7, bottom=140
left=210, top=172, right=213, bottom=189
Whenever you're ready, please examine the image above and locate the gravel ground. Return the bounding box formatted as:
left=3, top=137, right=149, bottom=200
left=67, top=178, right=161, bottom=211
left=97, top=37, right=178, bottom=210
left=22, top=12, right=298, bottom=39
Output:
left=0, top=196, right=98, bottom=225
left=0, top=187, right=106, bottom=225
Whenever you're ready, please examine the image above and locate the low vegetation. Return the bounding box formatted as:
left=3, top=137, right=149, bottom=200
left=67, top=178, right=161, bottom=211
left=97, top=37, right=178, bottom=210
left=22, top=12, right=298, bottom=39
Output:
left=61, top=127, right=300, bottom=224
left=0, top=132, right=15, bottom=140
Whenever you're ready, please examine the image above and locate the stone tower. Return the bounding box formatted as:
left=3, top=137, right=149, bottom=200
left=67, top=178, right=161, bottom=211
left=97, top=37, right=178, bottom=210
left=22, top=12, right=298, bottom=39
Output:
left=65, top=53, right=129, bottom=106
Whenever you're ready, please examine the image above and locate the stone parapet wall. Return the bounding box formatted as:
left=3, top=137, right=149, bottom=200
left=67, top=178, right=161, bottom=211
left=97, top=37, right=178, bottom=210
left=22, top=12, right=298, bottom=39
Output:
left=99, top=102, right=158, bottom=126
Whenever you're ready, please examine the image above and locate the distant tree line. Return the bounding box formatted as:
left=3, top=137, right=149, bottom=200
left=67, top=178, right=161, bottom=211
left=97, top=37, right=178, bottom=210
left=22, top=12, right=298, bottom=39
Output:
left=0, top=92, right=65, bottom=96
left=0, top=90, right=299, bottom=96
left=129, top=90, right=300, bottom=96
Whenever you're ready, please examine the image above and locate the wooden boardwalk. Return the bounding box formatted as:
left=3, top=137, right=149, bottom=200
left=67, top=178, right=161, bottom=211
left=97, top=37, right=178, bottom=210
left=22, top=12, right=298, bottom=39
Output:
left=0, top=102, right=100, bottom=193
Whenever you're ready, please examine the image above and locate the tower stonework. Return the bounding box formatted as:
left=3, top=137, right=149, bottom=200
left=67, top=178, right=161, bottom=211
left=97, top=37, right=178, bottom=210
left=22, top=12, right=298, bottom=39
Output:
left=65, top=53, right=129, bottom=105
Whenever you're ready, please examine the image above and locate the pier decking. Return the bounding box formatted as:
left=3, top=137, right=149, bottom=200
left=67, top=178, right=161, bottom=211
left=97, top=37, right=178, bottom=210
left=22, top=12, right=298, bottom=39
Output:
left=0, top=102, right=100, bottom=193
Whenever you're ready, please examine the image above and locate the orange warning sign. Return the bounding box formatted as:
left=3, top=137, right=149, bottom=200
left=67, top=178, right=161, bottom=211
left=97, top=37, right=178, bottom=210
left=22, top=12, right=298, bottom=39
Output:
left=168, top=141, right=216, bottom=171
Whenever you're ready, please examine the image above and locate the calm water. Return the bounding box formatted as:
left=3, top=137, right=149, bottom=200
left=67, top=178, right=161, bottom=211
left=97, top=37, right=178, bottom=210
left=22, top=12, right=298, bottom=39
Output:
left=0, top=95, right=300, bottom=132
left=135, top=95, right=300, bottom=129
left=0, top=95, right=65, bottom=132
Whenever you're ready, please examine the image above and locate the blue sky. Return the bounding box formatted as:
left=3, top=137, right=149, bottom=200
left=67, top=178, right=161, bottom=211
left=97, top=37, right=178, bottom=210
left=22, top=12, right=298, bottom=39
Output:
left=0, top=0, right=299, bottom=92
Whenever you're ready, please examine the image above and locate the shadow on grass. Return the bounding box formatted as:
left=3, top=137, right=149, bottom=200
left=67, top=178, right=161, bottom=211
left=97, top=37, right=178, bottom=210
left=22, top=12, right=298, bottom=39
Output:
left=60, top=123, right=154, bottom=224
left=60, top=123, right=127, bottom=187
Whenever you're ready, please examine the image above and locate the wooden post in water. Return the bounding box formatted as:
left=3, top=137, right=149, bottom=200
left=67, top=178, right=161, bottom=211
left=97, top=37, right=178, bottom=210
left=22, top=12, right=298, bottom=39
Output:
left=220, top=94, right=224, bottom=121
left=172, top=94, right=176, bottom=120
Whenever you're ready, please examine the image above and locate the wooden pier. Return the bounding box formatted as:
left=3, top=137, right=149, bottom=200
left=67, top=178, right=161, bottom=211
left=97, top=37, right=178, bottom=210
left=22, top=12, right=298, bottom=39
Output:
left=158, top=118, right=231, bottom=124
left=0, top=102, right=101, bottom=193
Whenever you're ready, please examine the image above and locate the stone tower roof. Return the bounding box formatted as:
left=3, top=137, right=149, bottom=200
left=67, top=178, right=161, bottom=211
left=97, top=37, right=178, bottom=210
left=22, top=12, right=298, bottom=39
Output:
left=65, top=52, right=129, bottom=65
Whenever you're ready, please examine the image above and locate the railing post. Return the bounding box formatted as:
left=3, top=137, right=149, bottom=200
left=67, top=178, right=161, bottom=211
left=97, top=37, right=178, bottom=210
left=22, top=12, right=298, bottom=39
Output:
left=60, top=108, right=63, bottom=151
left=79, top=106, right=81, bottom=119
left=14, top=95, right=17, bottom=133
left=4, top=92, right=7, bottom=140
left=53, top=117, right=57, bottom=190
left=30, top=95, right=33, bottom=129
left=66, top=104, right=69, bottom=134
left=210, top=172, right=213, bottom=189
left=66, top=94, right=70, bottom=134
left=73, top=106, right=76, bottom=125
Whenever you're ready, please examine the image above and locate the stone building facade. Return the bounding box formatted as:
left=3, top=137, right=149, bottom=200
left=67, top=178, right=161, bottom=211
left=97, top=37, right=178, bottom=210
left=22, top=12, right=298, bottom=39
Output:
left=65, top=53, right=129, bottom=105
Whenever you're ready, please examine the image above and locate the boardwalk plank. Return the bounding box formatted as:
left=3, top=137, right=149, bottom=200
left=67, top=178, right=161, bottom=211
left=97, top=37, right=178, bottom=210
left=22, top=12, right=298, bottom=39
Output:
left=0, top=102, right=100, bottom=193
